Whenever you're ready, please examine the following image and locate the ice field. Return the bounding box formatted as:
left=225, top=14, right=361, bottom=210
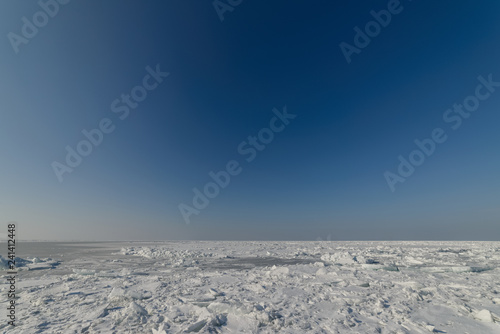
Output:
left=1, top=241, right=500, bottom=333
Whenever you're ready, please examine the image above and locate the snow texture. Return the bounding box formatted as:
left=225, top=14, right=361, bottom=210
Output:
left=1, top=241, right=500, bottom=333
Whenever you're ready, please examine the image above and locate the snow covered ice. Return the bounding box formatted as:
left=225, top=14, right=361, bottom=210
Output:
left=1, top=241, right=500, bottom=333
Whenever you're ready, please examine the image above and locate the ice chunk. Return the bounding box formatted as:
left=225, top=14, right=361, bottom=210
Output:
left=474, top=309, right=494, bottom=323
left=268, top=265, right=289, bottom=277
left=316, top=267, right=328, bottom=276
left=127, top=290, right=143, bottom=300
left=108, top=287, right=126, bottom=299
left=320, top=252, right=357, bottom=265
left=128, top=301, right=148, bottom=316
left=425, top=324, right=435, bottom=332
left=208, top=288, right=222, bottom=296
left=185, top=319, right=207, bottom=332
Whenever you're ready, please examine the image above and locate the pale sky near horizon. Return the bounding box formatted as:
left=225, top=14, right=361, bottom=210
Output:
left=1, top=0, right=500, bottom=241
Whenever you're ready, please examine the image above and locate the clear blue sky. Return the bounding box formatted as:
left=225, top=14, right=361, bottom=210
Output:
left=1, top=0, right=499, bottom=240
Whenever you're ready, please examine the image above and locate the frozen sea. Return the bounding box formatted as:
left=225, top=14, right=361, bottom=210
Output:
left=1, top=241, right=500, bottom=333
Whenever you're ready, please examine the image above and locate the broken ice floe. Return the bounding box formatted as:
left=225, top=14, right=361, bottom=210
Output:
left=0, top=256, right=59, bottom=271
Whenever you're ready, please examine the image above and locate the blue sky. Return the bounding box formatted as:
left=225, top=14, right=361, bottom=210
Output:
left=1, top=0, right=500, bottom=240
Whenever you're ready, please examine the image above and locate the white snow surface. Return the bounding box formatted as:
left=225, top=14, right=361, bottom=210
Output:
left=1, top=241, right=500, bottom=333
